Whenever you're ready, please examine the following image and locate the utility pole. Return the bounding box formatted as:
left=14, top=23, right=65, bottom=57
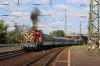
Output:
left=18, top=0, right=19, bottom=5
left=50, top=0, right=52, bottom=5
left=14, top=23, right=17, bottom=45
left=79, top=21, right=81, bottom=44
left=65, top=9, right=67, bottom=36
left=94, top=6, right=96, bottom=45
left=98, top=0, right=100, bottom=50
left=45, top=18, right=47, bottom=33
left=88, top=0, right=93, bottom=51
left=88, top=0, right=100, bottom=51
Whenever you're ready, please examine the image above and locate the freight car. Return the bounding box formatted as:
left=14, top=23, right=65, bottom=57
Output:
left=21, top=30, right=77, bottom=51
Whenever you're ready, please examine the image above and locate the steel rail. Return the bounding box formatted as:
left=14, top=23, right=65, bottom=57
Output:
left=44, top=49, right=64, bottom=66
left=0, top=50, right=27, bottom=60
left=0, top=50, right=22, bottom=56
left=24, top=48, right=65, bottom=66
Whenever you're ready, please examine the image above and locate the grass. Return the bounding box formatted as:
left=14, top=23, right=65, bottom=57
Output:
left=34, top=59, right=48, bottom=66
left=69, top=45, right=100, bottom=59
left=70, top=45, right=88, bottom=51
left=71, top=62, right=76, bottom=66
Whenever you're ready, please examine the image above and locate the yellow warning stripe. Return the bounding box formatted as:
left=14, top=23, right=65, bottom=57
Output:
left=24, top=33, right=34, bottom=42
left=68, top=49, right=70, bottom=66
left=29, top=33, right=33, bottom=38
left=25, top=33, right=30, bottom=38
left=30, top=36, right=34, bottom=40
left=24, top=36, right=28, bottom=40
left=30, top=36, right=34, bottom=42
left=29, top=33, right=34, bottom=42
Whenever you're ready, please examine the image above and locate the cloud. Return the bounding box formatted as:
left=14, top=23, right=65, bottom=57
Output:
left=1, top=0, right=89, bottom=34
left=5, top=21, right=15, bottom=31
left=38, top=20, right=72, bottom=34
left=38, top=24, right=46, bottom=27
left=10, top=6, right=29, bottom=11
left=50, top=21, right=72, bottom=29
left=7, top=27, right=15, bottom=31
left=19, top=0, right=32, bottom=4
left=1, top=0, right=29, bottom=10
left=1, top=0, right=48, bottom=5
left=2, top=0, right=32, bottom=4
left=53, top=4, right=73, bottom=10
left=67, top=0, right=82, bottom=3
left=67, top=0, right=89, bottom=4
left=0, top=0, right=10, bottom=8
left=0, top=5, right=6, bottom=8
left=41, top=4, right=89, bottom=23
left=6, top=21, right=14, bottom=25
left=10, top=11, right=30, bottom=20
left=49, top=4, right=89, bottom=34
left=5, top=12, right=31, bottom=26
left=33, top=0, right=50, bottom=4
left=11, top=12, right=29, bottom=16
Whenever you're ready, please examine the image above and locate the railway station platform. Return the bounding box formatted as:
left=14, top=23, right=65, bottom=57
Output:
left=0, top=46, right=21, bottom=53
left=49, top=45, right=100, bottom=66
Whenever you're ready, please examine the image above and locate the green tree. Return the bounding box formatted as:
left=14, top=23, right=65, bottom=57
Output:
left=13, top=24, right=23, bottom=43
left=7, top=31, right=16, bottom=44
left=0, top=20, right=9, bottom=43
left=29, top=26, right=43, bottom=33
left=8, top=25, right=43, bottom=44
left=30, top=26, right=38, bottom=31
left=7, top=24, right=24, bottom=44
left=15, top=25, right=29, bottom=33
left=38, top=29, right=43, bottom=33
left=50, top=30, right=66, bottom=37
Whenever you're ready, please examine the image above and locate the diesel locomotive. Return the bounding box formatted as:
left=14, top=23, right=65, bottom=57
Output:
left=21, top=30, right=79, bottom=50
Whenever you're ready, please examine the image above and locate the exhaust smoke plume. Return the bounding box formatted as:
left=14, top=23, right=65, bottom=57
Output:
left=30, top=7, right=41, bottom=29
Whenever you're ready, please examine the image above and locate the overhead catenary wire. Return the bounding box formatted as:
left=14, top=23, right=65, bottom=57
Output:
left=0, top=7, right=11, bottom=13
left=10, top=0, right=27, bottom=12
left=50, top=4, right=60, bottom=20
left=0, top=0, right=30, bottom=21
left=9, top=0, right=48, bottom=22
left=10, top=0, right=60, bottom=21
left=0, top=6, right=28, bottom=24
left=0, top=7, right=21, bottom=17
left=39, top=0, right=55, bottom=21
left=9, top=0, right=51, bottom=30
left=62, top=0, right=67, bottom=4
left=0, top=0, right=88, bottom=26
left=10, top=0, right=55, bottom=22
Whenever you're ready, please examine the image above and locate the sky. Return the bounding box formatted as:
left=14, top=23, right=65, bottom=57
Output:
left=0, top=0, right=90, bottom=35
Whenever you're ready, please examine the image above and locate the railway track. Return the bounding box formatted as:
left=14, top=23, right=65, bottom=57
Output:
left=0, top=50, right=26, bottom=60
left=24, top=47, right=65, bottom=66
